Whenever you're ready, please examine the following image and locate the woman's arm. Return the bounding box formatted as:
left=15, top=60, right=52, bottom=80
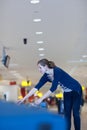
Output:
left=35, top=90, right=52, bottom=105
left=18, top=88, right=37, bottom=104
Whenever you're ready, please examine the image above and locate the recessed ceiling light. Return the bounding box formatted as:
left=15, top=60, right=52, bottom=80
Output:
left=37, top=41, right=44, bottom=44
left=39, top=54, right=45, bottom=56
left=30, top=0, right=40, bottom=4
left=36, top=32, right=43, bottom=35
left=33, top=19, right=42, bottom=22
left=38, top=48, right=44, bottom=51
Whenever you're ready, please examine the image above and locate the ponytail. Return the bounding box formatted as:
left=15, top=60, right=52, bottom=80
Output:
left=37, top=59, right=56, bottom=68
left=48, top=61, right=56, bottom=68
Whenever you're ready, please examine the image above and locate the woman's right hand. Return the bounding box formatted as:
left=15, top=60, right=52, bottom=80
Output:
left=16, top=99, right=24, bottom=105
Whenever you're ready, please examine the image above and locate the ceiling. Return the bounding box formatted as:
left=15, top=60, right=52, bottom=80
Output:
left=0, top=0, right=87, bottom=87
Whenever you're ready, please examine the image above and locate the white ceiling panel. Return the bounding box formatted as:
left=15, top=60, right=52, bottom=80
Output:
left=0, top=0, right=87, bottom=87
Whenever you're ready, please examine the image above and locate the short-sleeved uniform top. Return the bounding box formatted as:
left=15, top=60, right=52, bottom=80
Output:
left=35, top=66, right=82, bottom=96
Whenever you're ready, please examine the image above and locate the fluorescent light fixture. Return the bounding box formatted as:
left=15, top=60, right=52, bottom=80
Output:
left=30, top=0, right=40, bottom=4
left=68, top=60, right=81, bottom=63
left=13, top=73, right=23, bottom=79
left=37, top=41, right=44, bottom=44
left=38, top=48, right=44, bottom=51
left=33, top=19, right=42, bottom=22
left=13, top=73, right=20, bottom=76
left=39, top=54, right=45, bottom=56
left=10, top=70, right=17, bottom=74
left=10, top=71, right=23, bottom=79
left=68, top=59, right=87, bottom=63
left=36, top=32, right=43, bottom=35
left=82, top=55, right=87, bottom=58
left=9, top=63, right=18, bottom=67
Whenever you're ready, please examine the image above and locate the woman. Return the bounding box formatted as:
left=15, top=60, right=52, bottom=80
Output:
left=19, top=58, right=82, bottom=130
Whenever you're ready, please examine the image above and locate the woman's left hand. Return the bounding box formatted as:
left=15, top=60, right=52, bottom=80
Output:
left=34, top=98, right=42, bottom=105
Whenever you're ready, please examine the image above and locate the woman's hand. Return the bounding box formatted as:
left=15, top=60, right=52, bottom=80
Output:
left=34, top=90, right=52, bottom=105
left=16, top=99, right=25, bottom=105
left=34, top=98, right=42, bottom=105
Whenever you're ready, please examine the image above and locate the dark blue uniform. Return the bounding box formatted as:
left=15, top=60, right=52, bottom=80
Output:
left=35, top=66, right=82, bottom=130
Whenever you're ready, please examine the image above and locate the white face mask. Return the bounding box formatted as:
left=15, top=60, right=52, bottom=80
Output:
left=38, top=64, right=47, bottom=74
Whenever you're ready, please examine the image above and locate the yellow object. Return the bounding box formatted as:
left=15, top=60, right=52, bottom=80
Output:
left=18, top=95, right=23, bottom=99
left=82, top=86, right=85, bottom=91
left=35, top=91, right=43, bottom=97
left=21, top=80, right=32, bottom=87
left=55, top=92, right=63, bottom=99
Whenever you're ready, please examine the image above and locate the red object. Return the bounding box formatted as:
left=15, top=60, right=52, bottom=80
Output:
left=28, top=95, right=34, bottom=102
left=85, top=88, right=87, bottom=100
left=9, top=81, right=16, bottom=85
left=20, top=88, right=26, bottom=97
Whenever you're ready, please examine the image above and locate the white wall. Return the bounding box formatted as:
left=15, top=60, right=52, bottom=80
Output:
left=0, top=85, right=18, bottom=102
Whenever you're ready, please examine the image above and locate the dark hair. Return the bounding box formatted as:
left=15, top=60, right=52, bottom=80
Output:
left=37, top=58, right=56, bottom=68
